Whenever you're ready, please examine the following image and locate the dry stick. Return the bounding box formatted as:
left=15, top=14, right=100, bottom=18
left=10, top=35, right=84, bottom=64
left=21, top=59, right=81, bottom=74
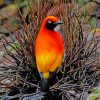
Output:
left=3, top=44, right=19, bottom=61
left=15, top=29, right=26, bottom=45
left=22, top=73, right=29, bottom=93
left=0, top=14, right=17, bottom=44
left=71, top=16, right=77, bottom=35
left=20, top=78, right=40, bottom=88
left=85, top=40, right=96, bottom=56
left=19, top=25, right=34, bottom=65
left=50, top=3, right=58, bottom=16
left=0, top=69, right=25, bottom=74
left=51, top=79, right=73, bottom=90
left=15, top=35, right=25, bottom=47
left=83, top=42, right=97, bottom=59
left=3, top=91, right=45, bottom=100
left=14, top=0, right=31, bottom=40
left=15, top=22, right=34, bottom=58
left=37, top=0, right=40, bottom=27
left=57, top=1, right=62, bottom=19
left=0, top=14, right=15, bottom=33
left=2, top=36, right=20, bottom=55
left=65, top=92, right=72, bottom=100
left=63, top=91, right=78, bottom=100
left=0, top=84, right=11, bottom=88
left=63, top=17, right=85, bottom=69
left=3, top=55, right=16, bottom=66
left=73, top=12, right=83, bottom=40
left=3, top=49, right=22, bottom=66
left=57, top=85, right=90, bottom=92
left=83, top=58, right=98, bottom=68
left=81, top=50, right=97, bottom=66
left=84, top=32, right=96, bottom=55
left=59, top=83, right=90, bottom=89
left=5, top=30, right=16, bottom=43
left=65, top=65, right=92, bottom=75
left=0, top=61, right=9, bottom=69
left=84, top=43, right=98, bottom=60
left=68, top=91, right=79, bottom=100
left=15, top=23, right=26, bottom=37
left=65, top=42, right=85, bottom=68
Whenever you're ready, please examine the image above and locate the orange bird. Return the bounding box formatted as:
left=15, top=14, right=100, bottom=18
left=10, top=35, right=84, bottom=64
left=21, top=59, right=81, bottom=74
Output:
left=35, top=16, right=64, bottom=91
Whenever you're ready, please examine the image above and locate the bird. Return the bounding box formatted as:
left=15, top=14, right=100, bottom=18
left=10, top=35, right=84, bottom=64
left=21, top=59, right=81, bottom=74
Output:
left=35, top=16, right=64, bottom=91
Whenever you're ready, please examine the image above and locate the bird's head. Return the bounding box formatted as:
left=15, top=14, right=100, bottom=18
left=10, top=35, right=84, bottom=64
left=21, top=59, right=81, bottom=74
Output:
left=41, top=16, right=63, bottom=31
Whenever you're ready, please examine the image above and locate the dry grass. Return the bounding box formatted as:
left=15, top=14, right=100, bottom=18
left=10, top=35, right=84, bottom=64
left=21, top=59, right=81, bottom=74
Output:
left=0, top=0, right=100, bottom=100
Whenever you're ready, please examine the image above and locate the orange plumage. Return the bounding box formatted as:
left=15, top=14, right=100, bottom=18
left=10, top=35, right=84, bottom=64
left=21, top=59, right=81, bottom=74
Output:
left=35, top=16, right=64, bottom=90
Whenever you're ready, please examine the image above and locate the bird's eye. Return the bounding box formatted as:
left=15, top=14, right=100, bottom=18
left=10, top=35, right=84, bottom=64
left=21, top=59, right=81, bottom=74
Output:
left=48, top=20, right=52, bottom=24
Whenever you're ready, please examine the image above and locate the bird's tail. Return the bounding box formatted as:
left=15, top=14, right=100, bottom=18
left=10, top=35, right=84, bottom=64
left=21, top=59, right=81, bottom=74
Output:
left=41, top=78, right=49, bottom=91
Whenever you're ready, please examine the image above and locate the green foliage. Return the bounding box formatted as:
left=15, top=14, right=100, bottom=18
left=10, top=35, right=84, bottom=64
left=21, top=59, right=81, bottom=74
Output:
left=77, top=0, right=85, bottom=6
left=7, top=42, right=19, bottom=53
left=87, top=87, right=100, bottom=100
left=90, top=17, right=97, bottom=28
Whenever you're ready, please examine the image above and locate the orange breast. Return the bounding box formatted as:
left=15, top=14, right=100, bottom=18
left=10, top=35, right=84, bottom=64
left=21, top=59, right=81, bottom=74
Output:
left=35, top=29, right=64, bottom=73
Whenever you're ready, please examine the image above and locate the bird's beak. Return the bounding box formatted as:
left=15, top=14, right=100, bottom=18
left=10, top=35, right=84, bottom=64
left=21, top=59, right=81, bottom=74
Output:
left=54, top=21, right=63, bottom=32
left=56, top=21, right=63, bottom=25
